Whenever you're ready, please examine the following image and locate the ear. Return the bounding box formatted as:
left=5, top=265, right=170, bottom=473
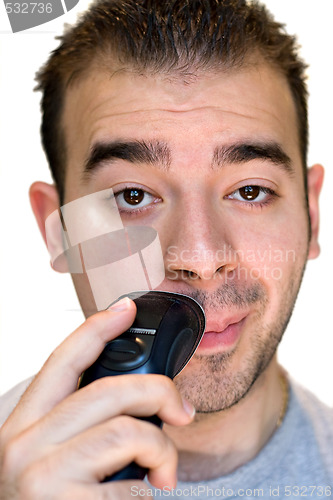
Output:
left=29, top=181, right=60, bottom=247
left=307, top=164, right=324, bottom=260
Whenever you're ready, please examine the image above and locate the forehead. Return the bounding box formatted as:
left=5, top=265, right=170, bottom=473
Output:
left=62, top=63, right=301, bottom=192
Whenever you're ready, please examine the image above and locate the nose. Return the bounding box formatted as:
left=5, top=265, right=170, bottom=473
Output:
left=163, top=199, right=239, bottom=287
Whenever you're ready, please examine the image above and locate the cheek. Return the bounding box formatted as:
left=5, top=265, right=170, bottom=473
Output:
left=231, top=199, right=309, bottom=265
left=238, top=230, right=307, bottom=275
left=233, top=210, right=309, bottom=309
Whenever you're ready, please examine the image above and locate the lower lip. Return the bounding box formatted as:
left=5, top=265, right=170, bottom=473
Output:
left=197, top=318, right=246, bottom=352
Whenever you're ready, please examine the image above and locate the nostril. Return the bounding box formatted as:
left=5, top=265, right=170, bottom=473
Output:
left=178, top=269, right=199, bottom=280
left=188, top=270, right=198, bottom=279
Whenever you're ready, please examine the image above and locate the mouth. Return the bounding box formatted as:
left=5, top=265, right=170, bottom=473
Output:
left=196, top=312, right=248, bottom=353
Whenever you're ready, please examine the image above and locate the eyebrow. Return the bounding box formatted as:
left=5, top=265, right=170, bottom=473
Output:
left=83, top=139, right=171, bottom=178
left=83, top=139, right=293, bottom=180
left=212, top=142, right=293, bottom=175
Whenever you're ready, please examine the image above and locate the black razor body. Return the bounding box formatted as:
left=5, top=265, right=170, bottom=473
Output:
left=78, top=291, right=205, bottom=481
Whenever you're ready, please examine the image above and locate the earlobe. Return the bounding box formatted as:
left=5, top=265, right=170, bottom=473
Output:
left=307, top=164, right=325, bottom=260
left=29, top=181, right=60, bottom=246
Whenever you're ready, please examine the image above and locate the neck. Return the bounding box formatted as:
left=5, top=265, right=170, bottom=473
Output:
left=164, top=358, right=287, bottom=481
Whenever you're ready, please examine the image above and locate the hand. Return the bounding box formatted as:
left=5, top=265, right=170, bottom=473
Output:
left=0, top=298, right=195, bottom=499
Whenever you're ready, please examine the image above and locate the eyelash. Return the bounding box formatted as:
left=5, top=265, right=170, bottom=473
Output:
left=225, top=185, right=278, bottom=208
left=112, top=184, right=278, bottom=217
left=113, top=186, right=161, bottom=216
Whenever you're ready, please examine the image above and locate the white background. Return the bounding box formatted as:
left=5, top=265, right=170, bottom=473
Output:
left=0, top=1, right=332, bottom=405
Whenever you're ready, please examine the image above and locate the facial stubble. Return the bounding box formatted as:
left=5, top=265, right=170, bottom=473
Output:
left=173, top=261, right=308, bottom=413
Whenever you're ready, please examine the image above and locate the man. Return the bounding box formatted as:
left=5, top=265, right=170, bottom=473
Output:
left=0, top=0, right=332, bottom=498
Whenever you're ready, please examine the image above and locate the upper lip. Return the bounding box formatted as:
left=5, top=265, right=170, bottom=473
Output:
left=204, top=311, right=249, bottom=333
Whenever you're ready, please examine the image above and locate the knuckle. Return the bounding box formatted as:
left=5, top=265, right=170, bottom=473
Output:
left=134, top=423, right=178, bottom=471
left=94, top=415, right=134, bottom=450
left=102, top=415, right=155, bottom=450
left=151, top=424, right=176, bottom=459
left=122, top=375, right=151, bottom=401
left=127, top=374, right=176, bottom=403
left=84, top=314, right=99, bottom=330
left=81, top=373, right=177, bottom=407
left=19, top=462, right=47, bottom=499
left=0, top=436, right=23, bottom=475
left=85, top=312, right=109, bottom=337
left=78, top=375, right=118, bottom=403
left=110, top=415, right=175, bottom=462
left=84, top=376, right=114, bottom=396
left=83, top=375, right=130, bottom=401
left=0, top=459, right=48, bottom=500
left=165, top=434, right=178, bottom=463
left=107, top=415, right=139, bottom=442
left=158, top=373, right=176, bottom=391
left=152, top=374, right=177, bottom=400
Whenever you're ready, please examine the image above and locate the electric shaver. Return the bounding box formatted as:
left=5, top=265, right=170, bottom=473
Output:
left=78, top=290, right=205, bottom=481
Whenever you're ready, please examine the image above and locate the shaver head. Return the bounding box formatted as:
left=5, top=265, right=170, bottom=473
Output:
left=79, top=291, right=206, bottom=387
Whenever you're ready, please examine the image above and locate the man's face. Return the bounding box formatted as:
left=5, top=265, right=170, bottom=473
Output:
left=61, top=63, right=312, bottom=412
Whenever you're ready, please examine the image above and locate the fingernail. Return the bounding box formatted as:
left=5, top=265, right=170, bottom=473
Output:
left=108, top=297, right=131, bottom=312
left=182, top=397, right=196, bottom=418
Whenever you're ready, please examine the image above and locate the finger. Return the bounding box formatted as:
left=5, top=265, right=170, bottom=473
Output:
left=18, top=480, right=152, bottom=500
left=20, top=417, right=178, bottom=492
left=64, top=416, right=178, bottom=488
left=25, top=375, right=194, bottom=449
left=97, top=482, right=153, bottom=500
left=2, top=298, right=136, bottom=438
left=93, top=482, right=153, bottom=500
left=66, top=482, right=153, bottom=500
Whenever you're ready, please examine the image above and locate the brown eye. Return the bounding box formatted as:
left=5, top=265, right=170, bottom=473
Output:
left=115, top=187, right=159, bottom=213
left=123, top=188, right=145, bottom=205
left=225, top=185, right=277, bottom=206
left=239, top=186, right=260, bottom=200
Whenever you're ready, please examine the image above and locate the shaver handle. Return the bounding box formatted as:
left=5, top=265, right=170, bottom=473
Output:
left=103, top=415, right=162, bottom=482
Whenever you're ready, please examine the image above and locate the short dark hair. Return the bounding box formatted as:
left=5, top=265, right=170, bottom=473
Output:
left=35, top=0, right=308, bottom=203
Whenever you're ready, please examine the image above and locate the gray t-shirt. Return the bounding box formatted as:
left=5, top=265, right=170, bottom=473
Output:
left=143, top=382, right=333, bottom=499
left=1, top=378, right=332, bottom=498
